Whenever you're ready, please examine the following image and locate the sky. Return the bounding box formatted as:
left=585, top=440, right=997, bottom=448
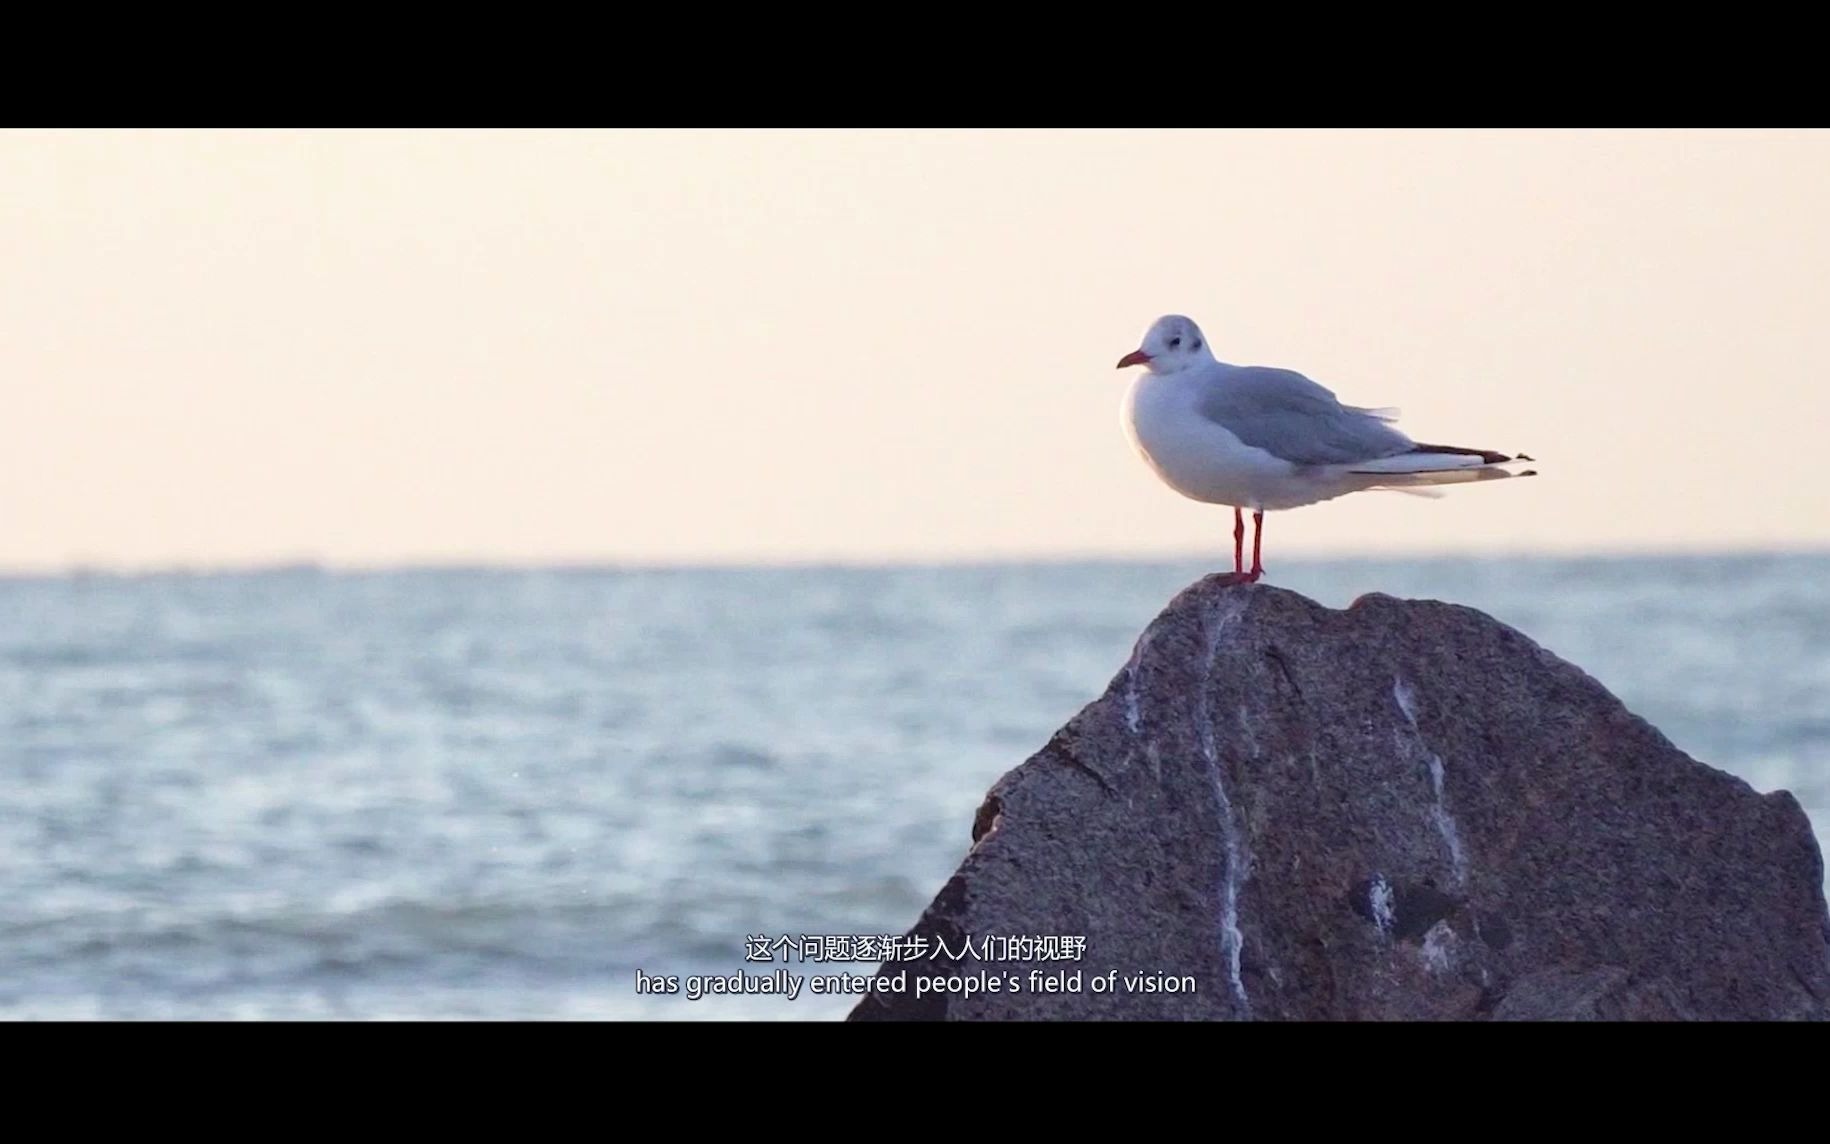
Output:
left=3, top=128, right=1827, bottom=571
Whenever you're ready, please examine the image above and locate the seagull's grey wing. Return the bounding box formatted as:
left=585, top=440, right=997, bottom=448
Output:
left=1197, top=366, right=1414, bottom=466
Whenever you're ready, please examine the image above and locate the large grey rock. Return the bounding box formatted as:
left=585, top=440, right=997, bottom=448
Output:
left=849, top=578, right=1830, bottom=1021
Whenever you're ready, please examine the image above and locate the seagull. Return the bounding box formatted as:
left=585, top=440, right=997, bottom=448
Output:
left=1117, top=314, right=1535, bottom=585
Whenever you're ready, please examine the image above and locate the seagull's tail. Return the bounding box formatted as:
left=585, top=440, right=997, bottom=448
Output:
left=1345, top=444, right=1537, bottom=491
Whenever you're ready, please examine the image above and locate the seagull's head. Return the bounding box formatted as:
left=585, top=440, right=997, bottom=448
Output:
left=1116, top=314, right=1212, bottom=375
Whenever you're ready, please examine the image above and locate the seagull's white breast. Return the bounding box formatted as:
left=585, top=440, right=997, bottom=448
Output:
left=1122, top=371, right=1300, bottom=511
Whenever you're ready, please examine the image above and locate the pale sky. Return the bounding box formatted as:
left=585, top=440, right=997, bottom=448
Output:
left=4, top=128, right=1827, bottom=571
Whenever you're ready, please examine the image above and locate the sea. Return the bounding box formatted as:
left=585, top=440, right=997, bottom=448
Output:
left=0, top=553, right=1824, bottom=1020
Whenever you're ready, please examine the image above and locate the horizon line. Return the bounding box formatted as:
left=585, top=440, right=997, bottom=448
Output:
left=3, top=541, right=1827, bottom=580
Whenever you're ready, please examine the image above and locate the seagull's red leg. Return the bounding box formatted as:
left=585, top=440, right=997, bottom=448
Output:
left=1215, top=507, right=1262, bottom=586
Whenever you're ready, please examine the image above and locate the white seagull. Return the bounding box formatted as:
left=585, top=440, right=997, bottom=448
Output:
left=1117, top=314, right=1536, bottom=584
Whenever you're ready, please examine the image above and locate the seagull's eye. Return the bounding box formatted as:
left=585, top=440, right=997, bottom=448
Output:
left=1168, top=337, right=1182, bottom=349
left=1191, top=339, right=1201, bottom=350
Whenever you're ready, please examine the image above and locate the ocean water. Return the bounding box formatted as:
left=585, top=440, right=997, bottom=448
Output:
left=0, top=553, right=1824, bottom=1021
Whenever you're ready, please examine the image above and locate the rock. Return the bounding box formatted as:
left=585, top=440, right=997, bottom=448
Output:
left=848, top=578, right=1830, bottom=1021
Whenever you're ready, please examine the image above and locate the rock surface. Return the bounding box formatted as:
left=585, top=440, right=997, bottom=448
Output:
left=849, top=578, right=1830, bottom=1021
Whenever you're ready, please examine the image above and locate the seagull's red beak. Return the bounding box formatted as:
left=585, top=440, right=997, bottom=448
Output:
left=1116, top=349, right=1152, bottom=369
